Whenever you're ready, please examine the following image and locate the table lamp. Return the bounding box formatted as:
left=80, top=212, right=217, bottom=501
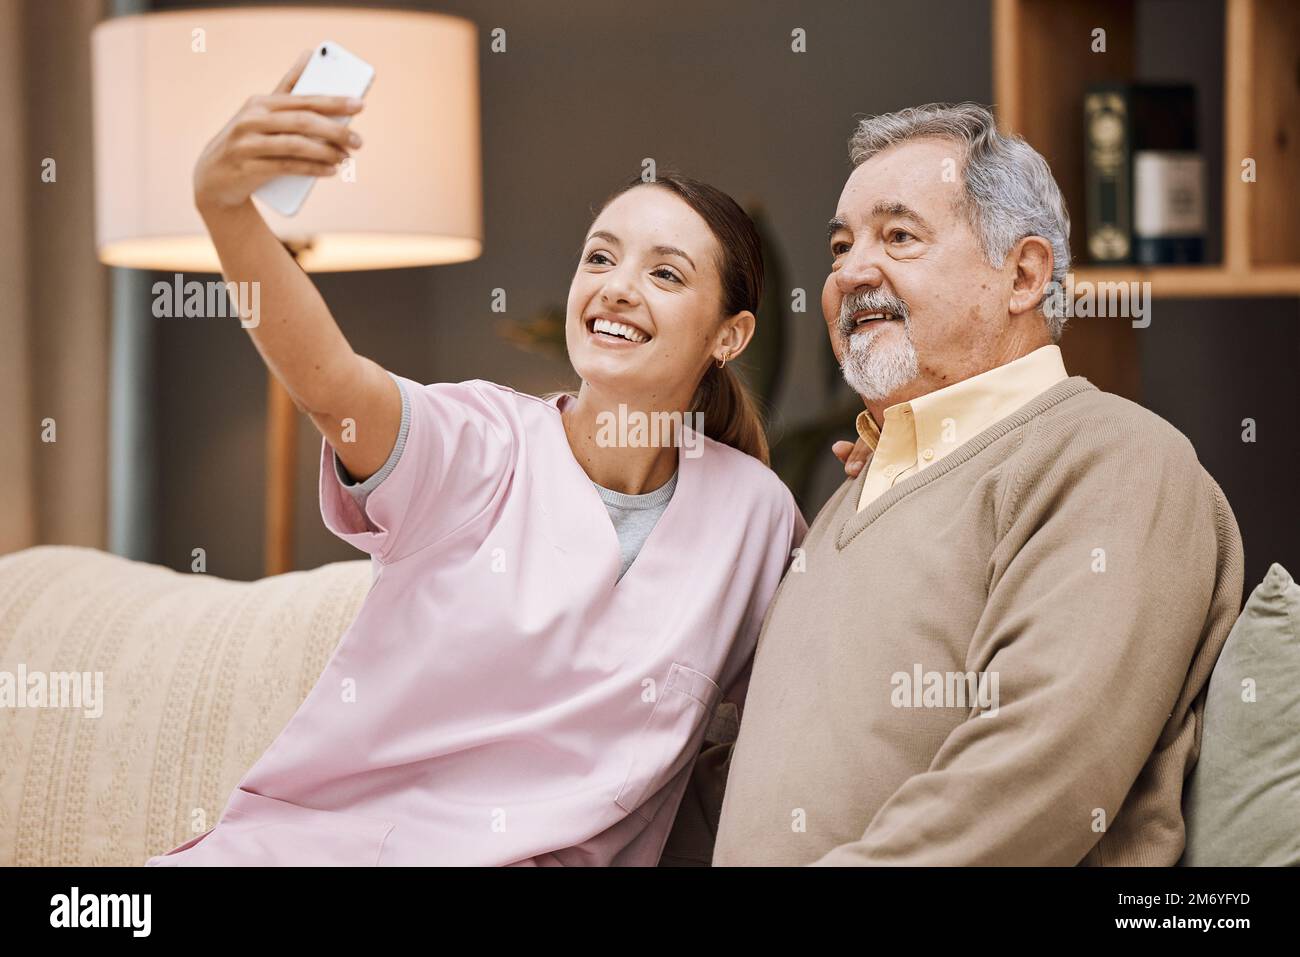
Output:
left=90, top=6, right=482, bottom=575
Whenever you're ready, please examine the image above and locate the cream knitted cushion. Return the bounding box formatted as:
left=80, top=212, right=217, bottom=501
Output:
left=0, top=545, right=372, bottom=865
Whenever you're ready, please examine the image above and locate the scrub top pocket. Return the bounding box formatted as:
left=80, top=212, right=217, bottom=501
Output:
left=615, top=662, right=721, bottom=819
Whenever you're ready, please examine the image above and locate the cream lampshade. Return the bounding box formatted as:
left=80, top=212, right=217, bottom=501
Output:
left=92, top=5, right=482, bottom=270
left=91, top=6, right=483, bottom=573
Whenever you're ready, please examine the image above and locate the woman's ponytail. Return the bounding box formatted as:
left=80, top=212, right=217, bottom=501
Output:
left=691, top=362, right=770, bottom=466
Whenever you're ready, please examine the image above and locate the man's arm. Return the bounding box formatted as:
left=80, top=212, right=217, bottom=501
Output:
left=812, top=420, right=1231, bottom=866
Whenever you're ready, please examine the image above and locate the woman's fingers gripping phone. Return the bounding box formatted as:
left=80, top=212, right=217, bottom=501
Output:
left=273, top=48, right=313, bottom=94
left=193, top=52, right=365, bottom=212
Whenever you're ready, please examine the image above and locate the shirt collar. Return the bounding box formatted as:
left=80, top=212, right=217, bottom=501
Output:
left=854, top=407, right=882, bottom=451
left=853, top=345, right=1068, bottom=453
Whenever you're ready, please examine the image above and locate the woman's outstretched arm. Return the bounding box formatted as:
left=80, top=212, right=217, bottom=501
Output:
left=193, top=49, right=400, bottom=484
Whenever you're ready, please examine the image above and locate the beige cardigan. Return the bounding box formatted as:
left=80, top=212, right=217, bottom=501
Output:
left=666, top=377, right=1244, bottom=866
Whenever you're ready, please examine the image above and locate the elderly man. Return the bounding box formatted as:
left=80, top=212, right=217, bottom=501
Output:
left=668, top=102, right=1244, bottom=867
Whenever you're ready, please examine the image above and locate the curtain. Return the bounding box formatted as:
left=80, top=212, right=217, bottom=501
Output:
left=0, top=0, right=111, bottom=555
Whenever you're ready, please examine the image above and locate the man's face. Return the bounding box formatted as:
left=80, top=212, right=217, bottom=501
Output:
left=822, top=137, right=1011, bottom=406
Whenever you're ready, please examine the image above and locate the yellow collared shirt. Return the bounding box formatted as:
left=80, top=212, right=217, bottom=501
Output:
left=855, top=344, right=1069, bottom=512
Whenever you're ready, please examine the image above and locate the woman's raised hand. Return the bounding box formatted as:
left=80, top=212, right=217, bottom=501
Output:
left=193, top=49, right=364, bottom=213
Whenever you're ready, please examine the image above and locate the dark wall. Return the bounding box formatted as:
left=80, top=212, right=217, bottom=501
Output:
left=147, top=0, right=1295, bottom=595
left=1134, top=0, right=1297, bottom=591
left=1141, top=302, right=1300, bottom=594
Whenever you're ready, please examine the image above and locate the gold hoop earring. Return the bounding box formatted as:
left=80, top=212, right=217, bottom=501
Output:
left=716, top=351, right=730, bottom=370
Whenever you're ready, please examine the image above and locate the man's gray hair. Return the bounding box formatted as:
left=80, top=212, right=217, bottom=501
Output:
left=847, top=102, right=1071, bottom=341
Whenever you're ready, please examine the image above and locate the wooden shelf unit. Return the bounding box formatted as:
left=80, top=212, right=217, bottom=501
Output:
left=1072, top=265, right=1300, bottom=297
left=993, top=0, right=1300, bottom=398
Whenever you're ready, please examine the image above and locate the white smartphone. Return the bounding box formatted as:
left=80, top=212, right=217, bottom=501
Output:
left=253, top=41, right=375, bottom=217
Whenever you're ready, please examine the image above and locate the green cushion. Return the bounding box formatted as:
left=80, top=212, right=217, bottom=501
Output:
left=1182, top=563, right=1300, bottom=865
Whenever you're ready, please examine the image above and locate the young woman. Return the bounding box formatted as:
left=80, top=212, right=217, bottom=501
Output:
left=146, top=52, right=808, bottom=867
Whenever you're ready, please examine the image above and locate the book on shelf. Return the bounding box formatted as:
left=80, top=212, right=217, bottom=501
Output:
left=1084, top=83, right=1206, bottom=266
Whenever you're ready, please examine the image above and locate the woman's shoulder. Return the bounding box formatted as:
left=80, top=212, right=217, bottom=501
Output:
left=691, top=432, right=798, bottom=517
left=380, top=378, right=559, bottom=461
left=393, top=377, right=560, bottom=421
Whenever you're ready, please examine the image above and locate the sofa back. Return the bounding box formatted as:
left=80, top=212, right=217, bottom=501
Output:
left=0, top=545, right=371, bottom=866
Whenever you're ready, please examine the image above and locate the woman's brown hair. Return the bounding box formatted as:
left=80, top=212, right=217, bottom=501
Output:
left=582, top=171, right=770, bottom=465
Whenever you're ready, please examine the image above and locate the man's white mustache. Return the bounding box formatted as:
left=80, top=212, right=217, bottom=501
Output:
left=838, top=298, right=909, bottom=338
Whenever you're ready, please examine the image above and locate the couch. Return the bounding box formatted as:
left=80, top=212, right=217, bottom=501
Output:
left=0, top=545, right=370, bottom=865
left=1, top=544, right=1295, bottom=866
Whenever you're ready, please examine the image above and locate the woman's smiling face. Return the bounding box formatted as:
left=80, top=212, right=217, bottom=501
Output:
left=566, top=184, right=731, bottom=406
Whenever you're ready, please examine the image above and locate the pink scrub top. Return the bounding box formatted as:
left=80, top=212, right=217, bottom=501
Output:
left=146, top=375, right=806, bottom=866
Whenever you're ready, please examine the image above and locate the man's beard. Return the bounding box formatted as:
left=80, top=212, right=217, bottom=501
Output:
left=837, top=290, right=919, bottom=401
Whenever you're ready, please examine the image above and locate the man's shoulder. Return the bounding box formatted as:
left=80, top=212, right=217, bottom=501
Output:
left=1030, top=378, right=1200, bottom=467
